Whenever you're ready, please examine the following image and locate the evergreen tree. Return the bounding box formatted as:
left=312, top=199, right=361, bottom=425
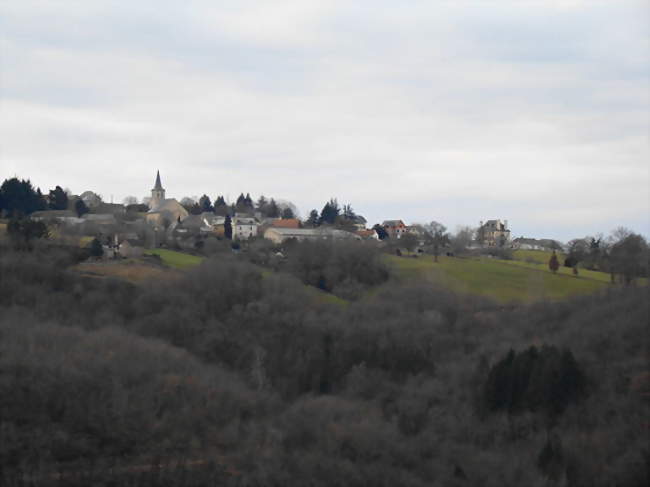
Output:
left=199, top=194, right=213, bottom=213
left=267, top=199, right=280, bottom=218
left=256, top=195, right=268, bottom=213
left=189, top=203, right=202, bottom=215
left=214, top=196, right=228, bottom=216
left=548, top=251, right=559, bottom=274
left=224, top=214, right=233, bottom=240
left=89, top=237, right=104, bottom=257
left=306, top=209, right=319, bottom=227
left=372, top=224, right=388, bottom=240
left=235, top=193, right=247, bottom=213
left=281, top=207, right=295, bottom=219
left=342, top=203, right=356, bottom=220
left=244, top=193, right=254, bottom=210
left=318, top=198, right=339, bottom=225
left=48, top=186, right=68, bottom=210
left=74, top=199, right=89, bottom=217
left=0, top=178, right=46, bottom=216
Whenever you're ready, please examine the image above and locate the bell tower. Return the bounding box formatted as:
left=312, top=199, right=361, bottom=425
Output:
left=150, top=170, right=165, bottom=209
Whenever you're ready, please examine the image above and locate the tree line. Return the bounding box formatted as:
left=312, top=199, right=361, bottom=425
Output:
left=0, top=237, right=647, bottom=485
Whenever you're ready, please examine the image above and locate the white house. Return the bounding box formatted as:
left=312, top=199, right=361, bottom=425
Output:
left=234, top=217, right=258, bottom=240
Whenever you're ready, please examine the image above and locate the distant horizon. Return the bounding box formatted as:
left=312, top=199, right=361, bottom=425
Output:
left=3, top=169, right=647, bottom=244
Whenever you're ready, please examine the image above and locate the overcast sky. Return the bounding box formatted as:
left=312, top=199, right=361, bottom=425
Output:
left=1, top=0, right=648, bottom=240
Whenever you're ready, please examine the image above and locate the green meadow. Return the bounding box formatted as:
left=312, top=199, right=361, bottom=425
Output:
left=143, top=247, right=636, bottom=304
left=386, top=254, right=610, bottom=303
left=144, top=248, right=204, bottom=269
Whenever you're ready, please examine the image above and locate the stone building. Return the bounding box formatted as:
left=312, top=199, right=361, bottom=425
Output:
left=478, top=219, right=511, bottom=247
left=145, top=171, right=188, bottom=226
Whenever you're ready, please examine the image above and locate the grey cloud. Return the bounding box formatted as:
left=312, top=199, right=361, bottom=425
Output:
left=0, top=1, right=647, bottom=241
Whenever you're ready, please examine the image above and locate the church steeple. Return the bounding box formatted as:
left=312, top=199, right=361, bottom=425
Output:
left=150, top=170, right=166, bottom=209
left=153, top=170, right=163, bottom=191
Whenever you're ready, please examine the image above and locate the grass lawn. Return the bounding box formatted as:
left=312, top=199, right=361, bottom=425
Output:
left=144, top=249, right=204, bottom=269
left=386, top=254, right=610, bottom=303
left=513, top=249, right=565, bottom=264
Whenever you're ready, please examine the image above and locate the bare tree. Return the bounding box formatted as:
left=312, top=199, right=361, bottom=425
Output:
left=123, top=196, right=138, bottom=206
left=424, top=221, right=450, bottom=262
left=400, top=233, right=419, bottom=255
left=451, top=226, right=475, bottom=255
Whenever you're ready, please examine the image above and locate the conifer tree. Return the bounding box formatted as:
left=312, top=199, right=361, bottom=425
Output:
left=214, top=196, right=228, bottom=216
left=90, top=237, right=104, bottom=257
left=224, top=214, right=233, bottom=240
left=306, top=209, right=319, bottom=227
left=199, top=194, right=213, bottom=213
left=48, top=186, right=68, bottom=210
left=74, top=199, right=89, bottom=218
left=318, top=198, right=339, bottom=225
left=0, top=178, right=46, bottom=216
left=267, top=199, right=280, bottom=218
left=549, top=251, right=560, bottom=274
left=256, top=195, right=268, bottom=214
left=281, top=207, right=295, bottom=219
left=244, top=193, right=254, bottom=210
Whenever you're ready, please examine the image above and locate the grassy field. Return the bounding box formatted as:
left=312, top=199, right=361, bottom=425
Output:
left=512, top=249, right=564, bottom=264
left=144, top=249, right=204, bottom=269
left=386, top=254, right=610, bottom=303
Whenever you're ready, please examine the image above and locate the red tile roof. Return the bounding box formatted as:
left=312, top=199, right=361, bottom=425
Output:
left=271, top=218, right=301, bottom=229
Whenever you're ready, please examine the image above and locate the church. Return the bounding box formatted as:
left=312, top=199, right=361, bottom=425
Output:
left=145, top=171, right=188, bottom=226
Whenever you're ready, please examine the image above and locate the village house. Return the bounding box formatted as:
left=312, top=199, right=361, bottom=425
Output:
left=512, top=237, right=562, bottom=251
left=264, top=227, right=359, bottom=244
left=234, top=216, right=258, bottom=240
left=349, top=215, right=367, bottom=231
left=382, top=220, right=407, bottom=239
left=118, top=239, right=145, bottom=258
left=478, top=219, right=511, bottom=247
left=31, top=210, right=84, bottom=225
left=356, top=228, right=379, bottom=240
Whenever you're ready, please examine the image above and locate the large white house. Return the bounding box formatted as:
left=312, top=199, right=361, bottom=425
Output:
left=234, top=216, right=258, bottom=240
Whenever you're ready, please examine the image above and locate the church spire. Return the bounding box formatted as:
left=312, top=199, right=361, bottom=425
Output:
left=150, top=170, right=166, bottom=209
left=153, top=170, right=163, bottom=191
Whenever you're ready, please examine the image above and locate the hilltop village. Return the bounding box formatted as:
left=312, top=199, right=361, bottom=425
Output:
left=3, top=171, right=561, bottom=258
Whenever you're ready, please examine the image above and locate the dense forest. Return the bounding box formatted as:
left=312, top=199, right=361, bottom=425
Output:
left=0, top=238, right=647, bottom=486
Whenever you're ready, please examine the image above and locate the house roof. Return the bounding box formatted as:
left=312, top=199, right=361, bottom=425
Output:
left=272, top=218, right=300, bottom=228
left=266, top=227, right=359, bottom=239
left=356, top=229, right=377, bottom=238
left=148, top=198, right=188, bottom=216
left=382, top=220, right=405, bottom=227
left=235, top=217, right=257, bottom=225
